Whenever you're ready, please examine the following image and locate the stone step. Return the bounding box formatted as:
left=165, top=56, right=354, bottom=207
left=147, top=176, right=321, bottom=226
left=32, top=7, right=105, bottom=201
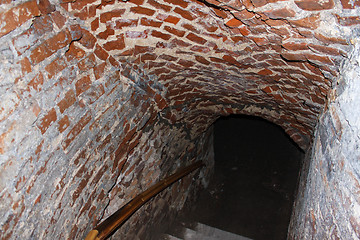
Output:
left=193, top=223, right=252, bottom=240
left=162, top=222, right=253, bottom=240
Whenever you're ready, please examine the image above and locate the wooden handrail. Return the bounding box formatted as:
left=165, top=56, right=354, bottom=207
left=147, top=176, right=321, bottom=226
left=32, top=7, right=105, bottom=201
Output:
left=85, top=161, right=205, bottom=240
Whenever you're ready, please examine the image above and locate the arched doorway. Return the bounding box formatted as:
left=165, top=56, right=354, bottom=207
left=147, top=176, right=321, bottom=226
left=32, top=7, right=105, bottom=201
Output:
left=184, top=115, right=304, bottom=240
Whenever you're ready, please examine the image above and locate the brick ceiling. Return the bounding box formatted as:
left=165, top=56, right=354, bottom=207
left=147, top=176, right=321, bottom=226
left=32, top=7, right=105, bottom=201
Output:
left=53, top=0, right=357, bottom=149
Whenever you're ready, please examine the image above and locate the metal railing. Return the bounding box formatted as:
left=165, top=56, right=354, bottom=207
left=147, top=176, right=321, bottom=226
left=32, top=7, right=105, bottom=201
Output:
left=85, top=161, right=204, bottom=240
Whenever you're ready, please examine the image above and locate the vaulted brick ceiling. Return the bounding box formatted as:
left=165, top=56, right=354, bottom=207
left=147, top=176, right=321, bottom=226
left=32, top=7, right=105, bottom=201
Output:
left=42, top=0, right=356, bottom=149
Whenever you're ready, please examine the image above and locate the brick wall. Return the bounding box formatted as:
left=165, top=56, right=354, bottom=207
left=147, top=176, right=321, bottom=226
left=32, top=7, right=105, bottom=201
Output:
left=288, top=39, right=360, bottom=239
left=0, top=0, right=359, bottom=239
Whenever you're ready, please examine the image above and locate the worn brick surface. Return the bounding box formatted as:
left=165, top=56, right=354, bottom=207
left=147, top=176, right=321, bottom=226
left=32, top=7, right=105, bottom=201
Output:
left=288, top=41, right=360, bottom=240
left=0, top=0, right=359, bottom=239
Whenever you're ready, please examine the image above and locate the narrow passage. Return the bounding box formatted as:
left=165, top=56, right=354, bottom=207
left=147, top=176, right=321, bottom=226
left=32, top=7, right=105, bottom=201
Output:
left=183, top=115, right=303, bottom=240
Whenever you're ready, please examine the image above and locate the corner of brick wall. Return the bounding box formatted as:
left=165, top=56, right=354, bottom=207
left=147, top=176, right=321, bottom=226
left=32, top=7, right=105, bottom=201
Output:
left=288, top=38, right=360, bottom=239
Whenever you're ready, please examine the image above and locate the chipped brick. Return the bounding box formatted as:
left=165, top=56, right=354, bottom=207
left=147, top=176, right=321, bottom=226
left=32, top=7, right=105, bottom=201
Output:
left=37, top=108, right=57, bottom=134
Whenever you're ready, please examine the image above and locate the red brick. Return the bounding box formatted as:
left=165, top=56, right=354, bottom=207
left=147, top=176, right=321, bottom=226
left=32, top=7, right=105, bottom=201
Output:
left=264, top=7, right=296, bottom=19
left=148, top=0, right=172, bottom=11
left=63, top=111, right=92, bottom=149
left=282, top=42, right=308, bottom=51
left=98, top=0, right=116, bottom=9
left=309, top=93, right=325, bottom=105
left=79, top=29, right=96, bottom=49
left=28, top=73, right=44, bottom=91
left=91, top=18, right=99, bottom=31
left=103, top=35, right=126, bottom=51
left=65, top=43, right=86, bottom=62
left=265, top=19, right=287, bottom=27
left=72, top=5, right=96, bottom=20
left=134, top=45, right=155, bottom=55
left=269, top=27, right=290, bottom=39
left=100, top=9, right=126, bottom=23
left=335, top=15, right=360, bottom=26
left=340, top=0, right=360, bottom=9
left=78, top=54, right=96, bottom=72
left=154, top=94, right=167, bottom=110
left=49, top=29, right=71, bottom=50
left=249, top=36, right=269, bottom=46
left=93, top=62, right=106, bottom=80
left=212, top=8, right=228, bottom=19
left=250, top=0, right=268, bottom=7
left=159, top=54, right=178, bottom=61
left=0, top=0, right=40, bottom=37
left=289, top=14, right=320, bottom=29
left=94, top=44, right=109, bottom=61
left=306, top=54, right=333, bottom=65
left=262, top=86, right=273, bottom=94
left=231, top=36, right=246, bottom=43
left=174, top=7, right=196, bottom=20
left=295, top=0, right=334, bottom=10
left=97, top=28, right=115, bottom=40
left=149, top=67, right=171, bottom=75
left=164, top=0, right=189, bottom=7
left=238, top=26, right=251, bottom=36
left=210, top=57, right=224, bottom=63
left=229, top=28, right=242, bottom=35
left=37, top=108, right=57, bottom=134
left=60, top=1, right=69, bottom=11
left=58, top=115, right=70, bottom=133
left=108, top=56, right=120, bottom=68
left=195, top=55, right=210, bottom=65
left=258, top=69, right=273, bottom=75
left=71, top=0, right=98, bottom=10
left=69, top=24, right=83, bottom=41
left=58, top=90, right=76, bottom=113
left=281, top=52, right=307, bottom=61
left=181, top=23, right=200, bottom=33
left=128, top=0, right=145, bottom=5
left=222, top=55, right=241, bottom=66
left=164, top=26, right=185, bottom=37
left=18, top=57, right=32, bottom=76
left=314, top=33, right=348, bottom=45
left=141, top=53, right=157, bottom=61
left=119, top=48, right=134, bottom=56
left=75, top=75, right=92, bottom=96
left=186, top=33, right=206, bottom=44
left=308, top=44, right=341, bottom=56
left=156, top=13, right=181, bottom=24
left=151, top=30, right=172, bottom=40
left=30, top=30, right=71, bottom=65
left=190, top=45, right=210, bottom=53
left=226, top=18, right=243, bottom=27
left=250, top=26, right=269, bottom=35
left=171, top=38, right=191, bottom=47
left=51, top=11, right=66, bottom=29
left=178, top=59, right=195, bottom=67
left=38, top=0, right=55, bottom=14
left=140, top=18, right=163, bottom=27
left=45, top=58, right=67, bottom=79
left=130, top=6, right=155, bottom=16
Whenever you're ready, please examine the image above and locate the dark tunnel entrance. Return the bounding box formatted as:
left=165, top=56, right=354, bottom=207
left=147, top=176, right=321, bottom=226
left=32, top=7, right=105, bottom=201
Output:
left=182, top=115, right=304, bottom=240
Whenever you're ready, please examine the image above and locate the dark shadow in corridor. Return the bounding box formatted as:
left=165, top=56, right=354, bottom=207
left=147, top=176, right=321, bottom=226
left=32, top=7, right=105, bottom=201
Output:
left=184, top=115, right=304, bottom=240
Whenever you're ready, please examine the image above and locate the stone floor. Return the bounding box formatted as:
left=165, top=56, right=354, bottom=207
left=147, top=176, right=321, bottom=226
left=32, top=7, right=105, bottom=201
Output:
left=179, top=115, right=304, bottom=240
